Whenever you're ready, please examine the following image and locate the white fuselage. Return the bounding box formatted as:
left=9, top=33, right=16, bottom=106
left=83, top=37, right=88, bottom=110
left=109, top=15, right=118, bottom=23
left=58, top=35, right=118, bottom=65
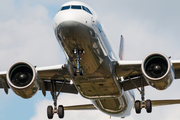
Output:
left=53, top=1, right=134, bottom=118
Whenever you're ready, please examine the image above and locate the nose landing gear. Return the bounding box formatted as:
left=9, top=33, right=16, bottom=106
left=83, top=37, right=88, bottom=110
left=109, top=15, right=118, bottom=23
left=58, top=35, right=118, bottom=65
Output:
left=73, top=49, right=84, bottom=76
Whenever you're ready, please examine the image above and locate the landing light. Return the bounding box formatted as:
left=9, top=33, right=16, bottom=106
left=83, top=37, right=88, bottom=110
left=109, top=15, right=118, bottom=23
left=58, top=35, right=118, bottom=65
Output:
left=70, top=80, right=73, bottom=84
left=120, top=76, right=124, bottom=81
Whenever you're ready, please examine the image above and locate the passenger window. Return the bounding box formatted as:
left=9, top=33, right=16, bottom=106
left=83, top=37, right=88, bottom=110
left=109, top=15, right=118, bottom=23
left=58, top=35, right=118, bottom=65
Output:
left=71, top=5, right=82, bottom=9
left=82, top=6, right=93, bottom=15
left=61, top=6, right=70, bottom=11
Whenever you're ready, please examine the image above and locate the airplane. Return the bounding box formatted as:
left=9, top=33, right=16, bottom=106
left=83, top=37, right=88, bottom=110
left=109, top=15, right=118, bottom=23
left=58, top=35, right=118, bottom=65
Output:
left=1, top=1, right=180, bottom=119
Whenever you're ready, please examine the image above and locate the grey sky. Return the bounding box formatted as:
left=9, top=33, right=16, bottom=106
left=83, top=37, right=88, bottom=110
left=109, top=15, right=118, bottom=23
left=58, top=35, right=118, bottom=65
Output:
left=1, top=0, right=180, bottom=120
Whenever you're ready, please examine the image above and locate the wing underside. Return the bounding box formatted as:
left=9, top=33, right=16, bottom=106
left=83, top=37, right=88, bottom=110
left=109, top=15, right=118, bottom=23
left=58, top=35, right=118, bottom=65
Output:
left=115, top=60, right=180, bottom=91
left=1, top=60, right=180, bottom=110
left=0, top=64, right=78, bottom=94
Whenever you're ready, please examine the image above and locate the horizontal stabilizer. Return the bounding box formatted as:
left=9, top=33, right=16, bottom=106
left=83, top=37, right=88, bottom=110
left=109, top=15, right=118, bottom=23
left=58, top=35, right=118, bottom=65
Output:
left=151, top=99, right=180, bottom=107
left=64, top=104, right=96, bottom=110
left=134, top=99, right=180, bottom=109
left=64, top=99, right=180, bottom=111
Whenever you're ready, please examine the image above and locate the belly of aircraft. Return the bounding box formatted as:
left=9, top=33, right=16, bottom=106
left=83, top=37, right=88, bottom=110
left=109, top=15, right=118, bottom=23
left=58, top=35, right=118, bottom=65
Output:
left=54, top=20, right=135, bottom=116
left=56, top=21, right=104, bottom=74
left=56, top=21, right=122, bottom=99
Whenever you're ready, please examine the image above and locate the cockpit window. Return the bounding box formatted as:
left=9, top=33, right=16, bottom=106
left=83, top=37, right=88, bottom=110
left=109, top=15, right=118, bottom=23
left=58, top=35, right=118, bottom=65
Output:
left=71, top=5, right=82, bottom=9
left=60, top=5, right=93, bottom=15
left=61, top=6, right=70, bottom=11
left=82, top=6, right=93, bottom=15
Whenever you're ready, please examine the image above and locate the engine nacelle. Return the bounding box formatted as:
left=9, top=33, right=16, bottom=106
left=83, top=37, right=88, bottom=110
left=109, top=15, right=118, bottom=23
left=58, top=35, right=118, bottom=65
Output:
left=7, top=62, right=39, bottom=99
left=141, top=53, right=174, bottom=90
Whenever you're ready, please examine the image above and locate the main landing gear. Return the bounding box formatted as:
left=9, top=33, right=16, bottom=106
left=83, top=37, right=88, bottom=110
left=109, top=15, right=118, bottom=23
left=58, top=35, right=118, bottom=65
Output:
left=72, top=49, right=84, bottom=76
left=135, top=99, right=152, bottom=114
left=129, top=76, right=152, bottom=114
left=47, top=80, right=66, bottom=119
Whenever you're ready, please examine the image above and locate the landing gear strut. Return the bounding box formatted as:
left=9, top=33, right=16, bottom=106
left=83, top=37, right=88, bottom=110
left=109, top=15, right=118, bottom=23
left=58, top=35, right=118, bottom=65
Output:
left=47, top=80, right=66, bottom=119
left=73, top=49, right=84, bottom=76
left=129, top=76, right=152, bottom=114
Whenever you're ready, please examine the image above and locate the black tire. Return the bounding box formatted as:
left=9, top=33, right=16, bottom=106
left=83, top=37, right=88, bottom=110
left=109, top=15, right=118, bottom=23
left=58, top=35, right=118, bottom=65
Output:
left=78, top=50, right=84, bottom=54
left=135, top=100, right=141, bottom=114
left=146, top=99, right=152, bottom=113
left=73, top=67, right=77, bottom=76
left=79, top=67, right=83, bottom=76
left=47, top=106, right=53, bottom=119
left=58, top=105, right=64, bottom=119
left=78, top=50, right=82, bottom=54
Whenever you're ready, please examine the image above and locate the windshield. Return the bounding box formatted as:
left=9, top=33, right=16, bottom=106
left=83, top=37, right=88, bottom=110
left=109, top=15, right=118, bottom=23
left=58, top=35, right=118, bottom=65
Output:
left=82, top=6, right=93, bottom=15
left=61, top=6, right=70, bottom=11
left=71, top=5, right=81, bottom=9
left=60, top=5, right=93, bottom=15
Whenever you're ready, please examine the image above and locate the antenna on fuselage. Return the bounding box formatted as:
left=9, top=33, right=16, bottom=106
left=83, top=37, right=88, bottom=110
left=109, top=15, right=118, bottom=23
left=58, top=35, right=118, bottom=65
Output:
left=119, top=35, right=124, bottom=60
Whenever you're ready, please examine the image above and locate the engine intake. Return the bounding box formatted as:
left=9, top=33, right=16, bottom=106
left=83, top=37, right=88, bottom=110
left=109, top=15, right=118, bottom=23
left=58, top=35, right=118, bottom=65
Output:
left=141, top=53, right=174, bottom=90
left=7, top=62, right=39, bottom=98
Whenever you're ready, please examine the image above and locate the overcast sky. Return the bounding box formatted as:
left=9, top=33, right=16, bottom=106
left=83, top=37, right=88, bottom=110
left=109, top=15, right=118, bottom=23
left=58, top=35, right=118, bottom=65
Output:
left=1, top=0, right=180, bottom=120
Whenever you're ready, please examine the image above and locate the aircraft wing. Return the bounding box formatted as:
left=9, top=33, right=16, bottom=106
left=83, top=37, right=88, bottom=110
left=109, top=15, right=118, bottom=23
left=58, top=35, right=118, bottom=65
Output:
left=0, top=64, right=78, bottom=95
left=115, top=60, right=180, bottom=91
left=171, top=60, right=180, bottom=79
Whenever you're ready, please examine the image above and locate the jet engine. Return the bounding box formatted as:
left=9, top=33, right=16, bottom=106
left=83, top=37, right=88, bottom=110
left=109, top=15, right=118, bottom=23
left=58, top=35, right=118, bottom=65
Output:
left=141, top=53, right=174, bottom=90
left=6, top=62, right=39, bottom=98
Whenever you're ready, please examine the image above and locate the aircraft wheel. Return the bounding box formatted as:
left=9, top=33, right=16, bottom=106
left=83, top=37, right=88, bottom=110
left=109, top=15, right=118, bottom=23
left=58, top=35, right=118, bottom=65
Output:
left=58, top=105, right=64, bottom=118
left=73, top=67, right=77, bottom=76
left=146, top=99, right=152, bottom=113
left=135, top=100, right=141, bottom=114
left=79, top=67, right=83, bottom=76
left=47, top=106, right=53, bottom=119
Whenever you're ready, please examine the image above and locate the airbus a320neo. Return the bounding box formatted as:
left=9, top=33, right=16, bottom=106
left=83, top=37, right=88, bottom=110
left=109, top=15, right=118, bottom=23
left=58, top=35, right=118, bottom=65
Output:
left=1, top=1, right=180, bottom=119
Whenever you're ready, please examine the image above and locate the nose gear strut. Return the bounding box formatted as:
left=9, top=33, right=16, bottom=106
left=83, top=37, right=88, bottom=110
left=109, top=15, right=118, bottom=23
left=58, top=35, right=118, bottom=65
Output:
left=73, top=49, right=84, bottom=76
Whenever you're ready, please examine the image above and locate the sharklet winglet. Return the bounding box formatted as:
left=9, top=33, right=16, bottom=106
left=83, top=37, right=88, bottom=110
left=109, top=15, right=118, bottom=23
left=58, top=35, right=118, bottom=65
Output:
left=119, top=35, right=124, bottom=60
